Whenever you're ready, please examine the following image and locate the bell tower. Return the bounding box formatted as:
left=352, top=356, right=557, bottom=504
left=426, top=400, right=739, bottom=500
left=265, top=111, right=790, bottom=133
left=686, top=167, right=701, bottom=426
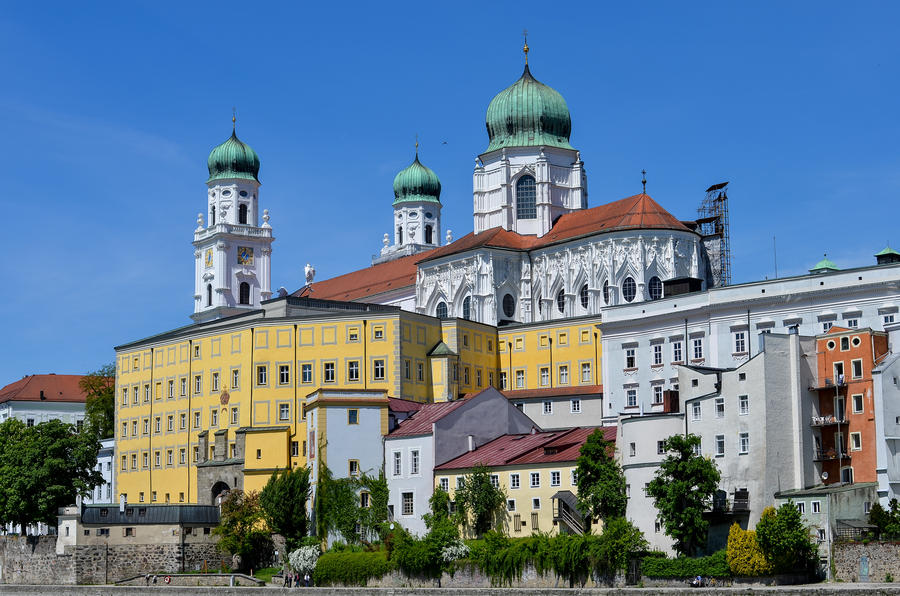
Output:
left=192, top=120, right=274, bottom=323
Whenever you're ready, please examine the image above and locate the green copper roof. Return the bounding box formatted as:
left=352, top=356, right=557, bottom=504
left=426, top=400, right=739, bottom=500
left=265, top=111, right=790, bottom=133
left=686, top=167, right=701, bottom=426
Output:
left=484, top=64, right=573, bottom=153
left=392, top=155, right=441, bottom=205
left=207, top=131, right=260, bottom=183
left=875, top=246, right=900, bottom=257
left=810, top=254, right=840, bottom=273
left=428, top=341, right=457, bottom=357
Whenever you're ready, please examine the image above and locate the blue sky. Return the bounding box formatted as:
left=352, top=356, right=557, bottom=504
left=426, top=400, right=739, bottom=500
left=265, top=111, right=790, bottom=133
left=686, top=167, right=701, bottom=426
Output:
left=2, top=2, right=898, bottom=382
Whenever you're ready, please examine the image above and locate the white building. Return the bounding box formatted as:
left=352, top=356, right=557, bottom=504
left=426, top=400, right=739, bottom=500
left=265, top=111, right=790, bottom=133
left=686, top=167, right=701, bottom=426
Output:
left=83, top=438, right=115, bottom=505
left=0, top=374, right=87, bottom=430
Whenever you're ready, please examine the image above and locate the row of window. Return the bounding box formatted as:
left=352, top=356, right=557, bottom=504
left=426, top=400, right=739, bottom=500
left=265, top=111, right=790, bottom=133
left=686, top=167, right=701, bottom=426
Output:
left=624, top=338, right=705, bottom=370
left=512, top=398, right=582, bottom=415
left=117, top=491, right=196, bottom=505
left=119, top=407, right=241, bottom=437
left=437, top=469, right=575, bottom=492
left=499, top=363, right=593, bottom=390
left=689, top=395, right=751, bottom=421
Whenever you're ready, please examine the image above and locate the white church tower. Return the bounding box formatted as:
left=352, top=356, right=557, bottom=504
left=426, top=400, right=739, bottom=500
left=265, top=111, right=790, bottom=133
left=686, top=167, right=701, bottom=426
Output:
left=192, top=121, right=273, bottom=323
left=473, top=42, right=587, bottom=237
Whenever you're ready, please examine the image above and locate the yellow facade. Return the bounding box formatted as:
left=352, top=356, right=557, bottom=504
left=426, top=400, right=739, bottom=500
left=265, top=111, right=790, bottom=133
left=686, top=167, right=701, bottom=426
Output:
left=115, top=298, right=603, bottom=505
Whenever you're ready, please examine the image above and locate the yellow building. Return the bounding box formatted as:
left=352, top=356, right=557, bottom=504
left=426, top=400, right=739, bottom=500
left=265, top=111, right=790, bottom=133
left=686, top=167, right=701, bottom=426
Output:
left=434, top=426, right=614, bottom=536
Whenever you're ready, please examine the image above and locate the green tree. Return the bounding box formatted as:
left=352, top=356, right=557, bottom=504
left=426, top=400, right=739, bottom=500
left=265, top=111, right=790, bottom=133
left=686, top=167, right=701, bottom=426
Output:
left=357, top=470, right=389, bottom=541
left=454, top=464, right=507, bottom=537
left=646, top=433, right=720, bottom=556
left=259, top=466, right=311, bottom=550
left=869, top=499, right=900, bottom=538
left=213, top=490, right=273, bottom=572
left=575, top=429, right=627, bottom=523
left=0, top=418, right=102, bottom=534
left=314, top=465, right=361, bottom=544
left=589, top=517, right=648, bottom=581
left=755, top=504, right=817, bottom=574
left=79, top=364, right=115, bottom=439
left=726, top=522, right=772, bottom=576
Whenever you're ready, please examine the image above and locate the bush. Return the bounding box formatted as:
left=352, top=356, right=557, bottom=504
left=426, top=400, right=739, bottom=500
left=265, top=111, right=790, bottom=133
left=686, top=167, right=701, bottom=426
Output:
left=641, top=550, right=730, bottom=579
left=726, top=523, right=773, bottom=576
left=312, top=551, right=395, bottom=586
left=755, top=504, right=817, bottom=574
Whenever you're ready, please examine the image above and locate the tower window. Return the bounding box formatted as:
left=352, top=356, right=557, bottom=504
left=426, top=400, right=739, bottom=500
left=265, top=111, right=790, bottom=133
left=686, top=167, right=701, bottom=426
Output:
left=206, top=284, right=212, bottom=307
left=398, top=226, right=403, bottom=244
left=462, top=296, right=471, bottom=320
left=602, top=280, right=610, bottom=305
left=580, top=284, right=589, bottom=309
left=238, top=203, right=248, bottom=224
left=239, top=282, right=250, bottom=305
left=556, top=290, right=565, bottom=314
left=436, top=302, right=448, bottom=320
left=649, top=276, right=663, bottom=300
left=502, top=293, right=515, bottom=318
left=210, top=206, right=216, bottom=226
left=425, top=224, right=433, bottom=244
left=622, top=277, right=637, bottom=302
left=516, top=176, right=536, bottom=219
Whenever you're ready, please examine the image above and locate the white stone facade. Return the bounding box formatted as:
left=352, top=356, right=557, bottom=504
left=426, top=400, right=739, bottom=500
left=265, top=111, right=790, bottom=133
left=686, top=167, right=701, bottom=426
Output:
left=192, top=177, right=273, bottom=322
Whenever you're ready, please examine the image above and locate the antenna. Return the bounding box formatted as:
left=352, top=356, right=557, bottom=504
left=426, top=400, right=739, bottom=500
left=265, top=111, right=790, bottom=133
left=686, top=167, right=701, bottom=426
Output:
left=773, top=235, right=778, bottom=279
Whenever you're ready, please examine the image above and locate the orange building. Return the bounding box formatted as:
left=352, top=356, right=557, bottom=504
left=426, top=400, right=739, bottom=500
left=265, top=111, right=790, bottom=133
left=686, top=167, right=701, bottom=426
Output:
left=811, top=326, right=889, bottom=484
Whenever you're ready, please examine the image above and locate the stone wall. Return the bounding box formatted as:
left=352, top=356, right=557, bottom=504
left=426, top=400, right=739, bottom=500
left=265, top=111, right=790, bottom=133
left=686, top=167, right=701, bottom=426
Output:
left=0, top=535, right=74, bottom=585
left=834, top=541, right=900, bottom=582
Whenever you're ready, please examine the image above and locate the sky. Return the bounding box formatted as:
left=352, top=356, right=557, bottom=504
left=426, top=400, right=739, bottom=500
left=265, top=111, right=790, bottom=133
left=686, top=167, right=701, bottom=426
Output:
left=1, top=1, right=899, bottom=382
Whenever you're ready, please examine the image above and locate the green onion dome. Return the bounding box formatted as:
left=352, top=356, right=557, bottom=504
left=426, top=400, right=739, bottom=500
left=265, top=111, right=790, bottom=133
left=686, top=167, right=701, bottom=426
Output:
left=207, top=131, right=260, bottom=184
left=484, top=64, right=574, bottom=153
left=392, top=155, right=441, bottom=205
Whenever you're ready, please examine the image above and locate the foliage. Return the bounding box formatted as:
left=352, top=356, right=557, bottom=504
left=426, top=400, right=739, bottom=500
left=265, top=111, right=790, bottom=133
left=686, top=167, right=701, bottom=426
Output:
left=315, top=465, right=390, bottom=545
left=641, top=549, right=730, bottom=578
left=287, top=545, right=320, bottom=574
left=726, top=523, right=773, bottom=576
left=755, top=503, right=817, bottom=575
left=80, top=364, right=115, bottom=440
left=646, top=433, right=720, bottom=556
left=441, top=539, right=470, bottom=562
left=575, top=430, right=627, bottom=523
left=392, top=488, right=461, bottom=578
left=869, top=499, right=900, bottom=539
left=0, top=418, right=103, bottom=533
left=212, top=490, right=273, bottom=572
left=252, top=567, right=279, bottom=583
left=260, top=466, right=311, bottom=550
left=357, top=470, right=390, bottom=541
left=312, top=551, right=395, bottom=586
left=453, top=464, right=507, bottom=537
left=588, top=517, right=648, bottom=581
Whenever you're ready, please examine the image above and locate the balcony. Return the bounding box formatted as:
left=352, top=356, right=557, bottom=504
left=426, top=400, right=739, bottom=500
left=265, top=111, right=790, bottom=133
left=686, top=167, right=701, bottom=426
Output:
left=810, top=415, right=848, bottom=427
left=814, top=449, right=851, bottom=462
left=810, top=376, right=845, bottom=391
left=708, top=489, right=750, bottom=515
left=551, top=491, right=585, bottom=536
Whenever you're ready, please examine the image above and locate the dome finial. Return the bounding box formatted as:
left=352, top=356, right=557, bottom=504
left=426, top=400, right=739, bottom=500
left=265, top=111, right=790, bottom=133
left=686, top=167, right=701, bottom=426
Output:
left=415, top=133, right=419, bottom=158
left=232, top=107, right=236, bottom=132
left=522, top=29, right=529, bottom=65
left=642, top=169, right=647, bottom=193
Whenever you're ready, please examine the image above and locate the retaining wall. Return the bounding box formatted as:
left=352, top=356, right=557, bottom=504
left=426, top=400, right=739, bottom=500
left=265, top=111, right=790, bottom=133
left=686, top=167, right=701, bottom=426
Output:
left=833, top=541, right=900, bottom=582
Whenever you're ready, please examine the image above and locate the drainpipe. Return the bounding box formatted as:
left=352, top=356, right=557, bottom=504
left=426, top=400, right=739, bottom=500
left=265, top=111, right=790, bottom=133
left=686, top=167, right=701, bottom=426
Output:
left=187, top=340, right=193, bottom=502
left=548, top=337, right=553, bottom=389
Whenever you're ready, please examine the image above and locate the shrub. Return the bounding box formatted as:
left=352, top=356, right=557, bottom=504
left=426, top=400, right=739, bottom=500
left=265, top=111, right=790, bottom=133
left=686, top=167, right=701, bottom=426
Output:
left=755, top=504, right=817, bottom=575
left=287, top=545, right=321, bottom=575
left=726, top=523, right=772, bottom=576
left=641, top=549, right=730, bottom=578
left=312, top=551, right=394, bottom=586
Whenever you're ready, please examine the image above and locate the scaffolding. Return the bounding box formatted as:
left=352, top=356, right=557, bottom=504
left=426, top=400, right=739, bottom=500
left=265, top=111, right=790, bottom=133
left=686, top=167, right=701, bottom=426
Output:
left=697, top=182, right=732, bottom=286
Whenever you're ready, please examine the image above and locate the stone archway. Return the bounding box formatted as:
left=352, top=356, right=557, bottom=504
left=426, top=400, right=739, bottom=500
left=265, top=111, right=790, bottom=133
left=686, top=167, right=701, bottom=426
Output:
left=211, top=481, right=230, bottom=505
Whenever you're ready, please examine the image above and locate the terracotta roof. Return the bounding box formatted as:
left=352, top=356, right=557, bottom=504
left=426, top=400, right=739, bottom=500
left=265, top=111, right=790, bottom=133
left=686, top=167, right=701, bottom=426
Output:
left=388, top=397, right=424, bottom=413
left=388, top=399, right=469, bottom=437
left=464, top=385, right=603, bottom=400
left=298, top=248, right=437, bottom=302
left=435, top=426, right=614, bottom=470
left=0, top=374, right=88, bottom=404
left=417, top=227, right=537, bottom=264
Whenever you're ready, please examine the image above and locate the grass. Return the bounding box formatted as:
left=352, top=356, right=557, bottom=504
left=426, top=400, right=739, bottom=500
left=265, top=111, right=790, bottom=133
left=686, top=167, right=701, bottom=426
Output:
left=252, top=567, right=280, bottom=583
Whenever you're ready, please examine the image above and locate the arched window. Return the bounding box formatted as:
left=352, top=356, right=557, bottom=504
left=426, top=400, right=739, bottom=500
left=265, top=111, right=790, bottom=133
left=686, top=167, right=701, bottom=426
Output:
left=462, top=296, right=471, bottom=320
left=602, top=280, right=610, bottom=305
left=436, top=302, right=448, bottom=320
left=516, top=175, right=536, bottom=219
left=425, top=225, right=433, bottom=245
left=210, top=206, right=216, bottom=226
left=649, top=276, right=663, bottom=300
left=238, top=203, right=248, bottom=224
left=239, top=282, right=250, bottom=305
left=622, top=277, right=637, bottom=302
left=556, top=289, right=566, bottom=314
left=580, top=284, right=589, bottom=309
left=502, top=294, right=516, bottom=318
left=206, top=284, right=212, bottom=307
left=398, top=226, right=403, bottom=245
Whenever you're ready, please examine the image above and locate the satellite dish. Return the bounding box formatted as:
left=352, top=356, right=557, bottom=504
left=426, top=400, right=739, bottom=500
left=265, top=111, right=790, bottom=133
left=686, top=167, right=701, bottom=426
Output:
left=821, top=471, right=829, bottom=481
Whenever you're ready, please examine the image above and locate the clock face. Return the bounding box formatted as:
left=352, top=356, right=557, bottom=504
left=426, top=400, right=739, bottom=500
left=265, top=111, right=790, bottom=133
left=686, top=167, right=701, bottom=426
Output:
left=237, top=246, right=254, bottom=265
left=204, top=249, right=213, bottom=268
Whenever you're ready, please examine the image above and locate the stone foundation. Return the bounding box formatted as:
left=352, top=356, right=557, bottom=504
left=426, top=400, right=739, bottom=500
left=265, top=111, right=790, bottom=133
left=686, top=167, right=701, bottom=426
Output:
left=834, top=541, right=900, bottom=582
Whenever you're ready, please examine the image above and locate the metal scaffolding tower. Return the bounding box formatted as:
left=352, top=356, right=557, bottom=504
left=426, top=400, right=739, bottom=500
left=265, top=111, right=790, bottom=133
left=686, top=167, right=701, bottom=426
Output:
left=697, top=182, right=732, bottom=286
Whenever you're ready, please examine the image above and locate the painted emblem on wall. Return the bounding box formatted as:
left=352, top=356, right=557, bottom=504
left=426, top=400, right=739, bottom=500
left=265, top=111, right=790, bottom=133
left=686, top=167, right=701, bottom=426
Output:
left=237, top=246, right=254, bottom=265
left=204, top=249, right=213, bottom=268
left=220, top=390, right=230, bottom=405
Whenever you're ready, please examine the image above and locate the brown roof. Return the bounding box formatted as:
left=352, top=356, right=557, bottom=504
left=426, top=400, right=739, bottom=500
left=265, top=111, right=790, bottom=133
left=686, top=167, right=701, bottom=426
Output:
left=388, top=397, right=424, bottom=413
left=388, top=399, right=469, bottom=437
left=298, top=248, right=437, bottom=302
left=435, top=426, right=614, bottom=470
left=0, top=374, right=88, bottom=404
left=463, top=385, right=603, bottom=400
left=416, top=227, right=538, bottom=264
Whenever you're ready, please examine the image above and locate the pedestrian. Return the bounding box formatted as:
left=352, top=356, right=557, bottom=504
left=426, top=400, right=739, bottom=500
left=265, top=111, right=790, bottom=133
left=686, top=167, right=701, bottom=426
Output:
left=304, top=572, right=310, bottom=587
left=287, top=572, right=292, bottom=588
left=145, top=574, right=150, bottom=586
left=283, top=569, right=289, bottom=587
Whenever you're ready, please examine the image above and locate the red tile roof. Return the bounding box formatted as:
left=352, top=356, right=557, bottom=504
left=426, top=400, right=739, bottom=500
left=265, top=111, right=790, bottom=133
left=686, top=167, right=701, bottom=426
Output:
left=435, top=426, right=614, bottom=470
left=464, top=385, right=603, bottom=400
left=416, top=227, right=538, bottom=264
left=298, top=248, right=437, bottom=302
left=388, top=397, right=424, bottom=413
left=388, top=399, right=469, bottom=437
left=0, top=374, right=88, bottom=404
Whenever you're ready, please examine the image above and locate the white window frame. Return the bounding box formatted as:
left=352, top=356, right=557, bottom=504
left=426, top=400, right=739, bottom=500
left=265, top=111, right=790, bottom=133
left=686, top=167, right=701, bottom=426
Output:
left=410, top=449, right=420, bottom=476
left=542, top=400, right=553, bottom=415
left=693, top=338, right=704, bottom=360
left=739, top=395, right=749, bottom=416
left=739, top=432, right=749, bottom=454
left=734, top=331, right=746, bottom=354
left=715, top=434, right=725, bottom=456
left=691, top=402, right=701, bottom=421
left=392, top=451, right=402, bottom=477
left=509, top=473, right=520, bottom=490
left=550, top=470, right=561, bottom=487
left=652, top=344, right=663, bottom=366
left=626, top=388, right=637, bottom=407
left=530, top=472, right=540, bottom=488
left=570, top=398, right=581, bottom=414
left=625, top=348, right=636, bottom=369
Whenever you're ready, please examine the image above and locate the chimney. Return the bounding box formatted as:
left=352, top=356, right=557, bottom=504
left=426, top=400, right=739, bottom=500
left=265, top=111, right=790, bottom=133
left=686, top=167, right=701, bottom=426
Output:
left=467, top=435, right=475, bottom=452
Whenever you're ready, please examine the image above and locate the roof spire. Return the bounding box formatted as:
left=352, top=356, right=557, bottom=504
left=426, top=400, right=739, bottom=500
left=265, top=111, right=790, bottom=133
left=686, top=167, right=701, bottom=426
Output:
left=415, top=133, right=419, bottom=158
left=232, top=107, right=236, bottom=132
left=641, top=169, right=647, bottom=194
left=522, top=29, right=529, bottom=65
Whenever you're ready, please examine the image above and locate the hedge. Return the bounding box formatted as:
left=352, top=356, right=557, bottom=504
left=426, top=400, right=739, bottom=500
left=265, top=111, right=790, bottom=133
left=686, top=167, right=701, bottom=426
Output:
left=312, top=551, right=395, bottom=586
left=641, top=549, right=730, bottom=578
